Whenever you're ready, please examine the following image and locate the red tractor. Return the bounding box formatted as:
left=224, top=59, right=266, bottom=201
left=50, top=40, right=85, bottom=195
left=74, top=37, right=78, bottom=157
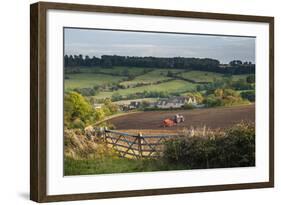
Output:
left=162, top=114, right=184, bottom=127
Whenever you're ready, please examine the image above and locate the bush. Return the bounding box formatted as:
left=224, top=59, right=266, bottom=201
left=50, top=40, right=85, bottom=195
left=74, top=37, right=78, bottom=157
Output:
left=64, top=91, right=100, bottom=129
left=185, top=92, right=204, bottom=104
left=163, top=122, right=255, bottom=169
left=196, top=77, right=255, bottom=92
left=73, top=87, right=99, bottom=96
left=102, top=98, right=119, bottom=115
left=203, top=88, right=248, bottom=107
left=241, top=90, right=255, bottom=102
left=231, top=79, right=254, bottom=90
left=111, top=92, right=123, bottom=101
left=183, top=103, right=195, bottom=110
left=203, top=94, right=224, bottom=107
left=246, top=75, right=255, bottom=83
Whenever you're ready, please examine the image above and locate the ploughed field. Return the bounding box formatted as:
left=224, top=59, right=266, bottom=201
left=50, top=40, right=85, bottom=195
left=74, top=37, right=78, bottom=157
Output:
left=107, top=104, right=255, bottom=130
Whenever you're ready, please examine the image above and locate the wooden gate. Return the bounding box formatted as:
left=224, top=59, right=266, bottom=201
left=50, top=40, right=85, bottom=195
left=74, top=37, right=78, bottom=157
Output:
left=103, top=129, right=178, bottom=159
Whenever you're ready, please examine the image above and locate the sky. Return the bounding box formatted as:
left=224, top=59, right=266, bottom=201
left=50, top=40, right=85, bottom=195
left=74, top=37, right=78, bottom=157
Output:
left=64, top=28, right=255, bottom=64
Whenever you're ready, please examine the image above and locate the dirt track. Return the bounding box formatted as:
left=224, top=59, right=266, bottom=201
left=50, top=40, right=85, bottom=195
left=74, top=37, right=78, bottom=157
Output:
left=107, top=104, right=255, bottom=130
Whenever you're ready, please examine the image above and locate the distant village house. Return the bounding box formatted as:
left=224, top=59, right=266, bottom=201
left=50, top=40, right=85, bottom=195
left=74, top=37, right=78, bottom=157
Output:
left=154, top=96, right=197, bottom=109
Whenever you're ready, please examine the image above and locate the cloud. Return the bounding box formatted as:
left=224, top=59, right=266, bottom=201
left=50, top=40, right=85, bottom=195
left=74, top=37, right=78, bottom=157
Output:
left=64, top=28, right=255, bottom=63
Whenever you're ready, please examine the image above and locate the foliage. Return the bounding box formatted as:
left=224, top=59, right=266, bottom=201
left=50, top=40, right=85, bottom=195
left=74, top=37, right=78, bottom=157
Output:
left=64, top=129, right=118, bottom=160
left=64, top=73, right=125, bottom=90
left=73, top=87, right=99, bottom=96
left=183, top=103, right=195, bottom=110
left=167, top=70, right=175, bottom=77
left=197, top=77, right=254, bottom=93
left=246, top=75, right=255, bottom=83
left=111, top=92, right=123, bottom=101
left=185, top=92, right=204, bottom=104
left=95, top=80, right=196, bottom=99
left=241, top=90, right=255, bottom=102
left=203, top=94, right=223, bottom=107
left=140, top=100, right=151, bottom=109
left=64, top=91, right=98, bottom=129
left=64, top=54, right=255, bottom=75
left=64, top=129, right=187, bottom=175
left=64, top=122, right=255, bottom=175
left=231, top=79, right=254, bottom=90
left=203, top=88, right=249, bottom=107
left=64, top=92, right=119, bottom=129
left=102, top=98, right=119, bottom=115
left=163, top=122, right=255, bottom=169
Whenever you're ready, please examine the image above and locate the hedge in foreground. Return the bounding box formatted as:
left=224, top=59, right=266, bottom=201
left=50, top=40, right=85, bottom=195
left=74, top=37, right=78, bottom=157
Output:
left=163, top=122, right=255, bottom=169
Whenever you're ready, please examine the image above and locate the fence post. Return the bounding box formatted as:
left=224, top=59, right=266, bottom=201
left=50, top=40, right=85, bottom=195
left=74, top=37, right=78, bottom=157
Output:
left=103, top=127, right=108, bottom=142
left=138, top=133, right=143, bottom=159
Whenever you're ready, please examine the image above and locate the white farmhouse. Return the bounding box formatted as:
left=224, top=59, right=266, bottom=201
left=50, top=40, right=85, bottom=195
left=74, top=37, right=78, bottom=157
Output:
left=155, top=96, right=196, bottom=109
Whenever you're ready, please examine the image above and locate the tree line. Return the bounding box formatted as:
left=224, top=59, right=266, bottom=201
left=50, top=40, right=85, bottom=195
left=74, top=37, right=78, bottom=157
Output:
left=64, top=54, right=255, bottom=74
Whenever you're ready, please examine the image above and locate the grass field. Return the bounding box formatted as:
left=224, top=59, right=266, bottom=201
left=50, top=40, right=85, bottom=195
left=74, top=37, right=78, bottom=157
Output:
left=94, top=66, right=149, bottom=76
left=119, top=69, right=184, bottom=87
left=231, top=74, right=252, bottom=81
left=65, top=157, right=187, bottom=175
left=177, top=70, right=250, bottom=83
left=64, top=67, right=253, bottom=99
left=95, top=79, right=197, bottom=98
left=177, top=71, right=224, bottom=83
left=64, top=73, right=126, bottom=90
left=120, top=69, right=171, bottom=87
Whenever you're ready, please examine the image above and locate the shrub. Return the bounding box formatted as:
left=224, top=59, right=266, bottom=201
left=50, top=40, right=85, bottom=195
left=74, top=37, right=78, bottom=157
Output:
left=185, top=92, right=204, bottom=104
left=203, top=88, right=248, bottom=107
left=183, top=103, right=195, bottom=110
left=246, top=75, right=255, bottom=83
left=203, top=94, right=223, bottom=107
left=73, top=87, right=99, bottom=96
left=163, top=122, right=255, bottom=169
left=111, top=92, right=123, bottom=101
left=64, top=91, right=100, bottom=129
left=102, top=98, right=119, bottom=115
left=241, top=90, right=255, bottom=102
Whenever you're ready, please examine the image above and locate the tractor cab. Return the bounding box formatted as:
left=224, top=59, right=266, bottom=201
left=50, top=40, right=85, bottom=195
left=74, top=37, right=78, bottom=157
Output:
left=173, top=114, right=184, bottom=123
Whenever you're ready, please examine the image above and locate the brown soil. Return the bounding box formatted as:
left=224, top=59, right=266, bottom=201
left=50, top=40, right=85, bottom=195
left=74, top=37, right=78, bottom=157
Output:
left=117, top=129, right=181, bottom=135
left=107, top=104, right=255, bottom=130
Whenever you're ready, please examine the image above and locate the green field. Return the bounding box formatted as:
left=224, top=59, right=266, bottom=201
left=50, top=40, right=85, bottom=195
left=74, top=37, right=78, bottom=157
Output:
left=94, top=66, right=149, bottom=76
left=177, top=71, right=223, bottom=82
left=64, top=73, right=126, bottom=90
left=64, top=67, right=253, bottom=100
left=177, top=70, right=250, bottom=83
left=120, top=69, right=184, bottom=87
left=95, top=79, right=197, bottom=99
left=231, top=74, right=252, bottom=81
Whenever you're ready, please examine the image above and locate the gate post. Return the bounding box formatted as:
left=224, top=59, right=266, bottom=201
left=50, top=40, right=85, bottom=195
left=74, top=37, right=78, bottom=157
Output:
left=103, top=127, right=108, bottom=142
left=137, top=133, right=143, bottom=159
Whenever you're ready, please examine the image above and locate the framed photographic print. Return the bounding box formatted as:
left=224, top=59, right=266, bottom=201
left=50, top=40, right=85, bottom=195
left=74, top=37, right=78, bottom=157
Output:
left=30, top=1, right=274, bottom=202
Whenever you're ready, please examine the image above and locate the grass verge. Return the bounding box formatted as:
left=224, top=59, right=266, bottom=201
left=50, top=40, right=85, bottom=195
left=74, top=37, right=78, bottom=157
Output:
left=64, top=157, right=187, bottom=175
